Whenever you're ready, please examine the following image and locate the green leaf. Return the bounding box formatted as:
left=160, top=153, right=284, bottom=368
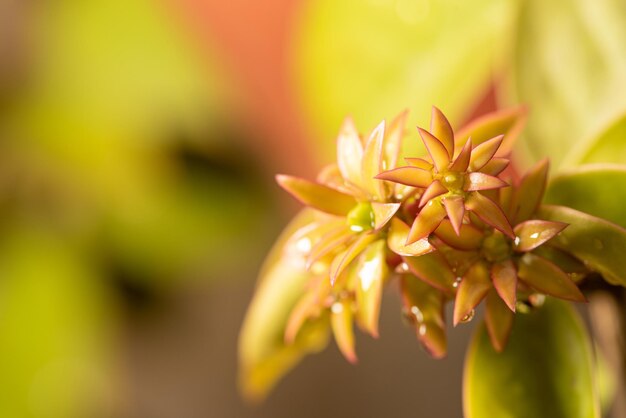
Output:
left=464, top=298, right=600, bottom=418
left=567, top=113, right=626, bottom=165
left=545, top=164, right=626, bottom=228
left=538, top=205, right=626, bottom=287
left=509, top=0, right=626, bottom=168
left=295, top=0, right=517, bottom=158
left=238, top=210, right=330, bottom=401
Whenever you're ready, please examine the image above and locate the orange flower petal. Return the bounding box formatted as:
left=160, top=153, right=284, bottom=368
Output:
left=387, top=218, right=435, bottom=257
left=465, top=192, right=514, bottom=239
left=484, top=288, right=514, bottom=352
left=330, top=299, right=357, bottom=364
left=517, top=253, right=586, bottom=302
left=354, top=240, right=388, bottom=338
left=401, top=274, right=447, bottom=359
left=371, top=202, right=401, bottom=230
left=383, top=109, right=409, bottom=171
left=454, top=260, right=491, bottom=326
left=443, top=195, right=466, bottom=235
left=513, top=220, right=568, bottom=252
left=430, top=106, right=455, bottom=158
left=276, top=174, right=356, bottom=216
left=481, top=158, right=510, bottom=176
left=434, top=219, right=484, bottom=251
left=466, top=172, right=508, bottom=191
left=403, top=251, right=457, bottom=294
left=362, top=120, right=387, bottom=200
left=469, top=135, right=504, bottom=171
left=404, top=157, right=433, bottom=170
left=419, top=180, right=448, bottom=207
left=375, top=166, right=432, bottom=188
left=330, top=233, right=378, bottom=285
left=418, top=127, right=451, bottom=172
left=491, top=259, right=517, bottom=312
left=407, top=199, right=447, bottom=244
left=449, top=137, right=472, bottom=172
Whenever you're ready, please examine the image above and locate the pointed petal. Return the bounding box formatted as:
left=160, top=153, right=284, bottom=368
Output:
left=362, top=120, right=387, bottom=200
left=371, top=202, right=401, bottom=230
left=484, top=288, right=514, bottom=352
left=306, top=226, right=353, bottom=269
left=517, top=253, right=586, bottom=302
left=443, top=195, right=465, bottom=235
left=330, top=299, right=357, bottom=363
left=337, top=117, right=364, bottom=188
left=418, top=127, right=451, bottom=172
left=407, top=200, right=447, bottom=244
left=466, top=172, right=508, bottom=191
left=454, top=106, right=527, bottom=156
left=330, top=233, right=378, bottom=285
left=449, top=138, right=472, bottom=172
left=513, top=159, right=549, bottom=224
left=375, top=166, right=432, bottom=188
left=387, top=218, right=435, bottom=257
left=491, top=260, right=517, bottom=311
left=285, top=292, right=320, bottom=344
left=403, top=252, right=456, bottom=294
left=401, top=274, right=447, bottom=358
left=404, top=157, right=433, bottom=170
left=514, top=220, right=568, bottom=252
left=383, top=109, right=408, bottom=170
left=354, top=240, right=388, bottom=338
left=434, top=219, right=484, bottom=251
left=454, top=260, right=491, bottom=326
left=465, top=192, right=514, bottom=239
left=276, top=174, right=356, bottom=216
left=469, top=135, right=504, bottom=171
left=481, top=158, right=510, bottom=176
left=419, top=180, right=448, bottom=207
left=430, top=106, right=455, bottom=158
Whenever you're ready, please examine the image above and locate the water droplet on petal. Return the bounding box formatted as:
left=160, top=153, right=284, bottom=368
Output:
left=418, top=323, right=427, bottom=336
left=452, top=277, right=462, bottom=288
left=396, top=262, right=410, bottom=273
left=331, top=302, right=344, bottom=314
left=460, top=309, right=475, bottom=323
left=514, top=236, right=521, bottom=246
left=529, top=232, right=539, bottom=239
left=529, top=293, right=545, bottom=307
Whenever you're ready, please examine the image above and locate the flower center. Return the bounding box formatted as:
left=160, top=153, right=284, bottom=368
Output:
left=481, top=231, right=511, bottom=263
left=441, top=171, right=465, bottom=193
left=347, top=202, right=375, bottom=232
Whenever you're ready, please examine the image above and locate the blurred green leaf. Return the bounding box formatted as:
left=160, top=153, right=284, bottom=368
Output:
left=295, top=0, right=516, bottom=159
left=0, top=225, right=117, bottom=418
left=538, top=205, right=626, bottom=286
left=238, top=210, right=330, bottom=401
left=464, top=298, right=599, bottom=418
left=509, top=0, right=626, bottom=167
left=545, top=164, right=626, bottom=227
left=566, top=113, right=626, bottom=165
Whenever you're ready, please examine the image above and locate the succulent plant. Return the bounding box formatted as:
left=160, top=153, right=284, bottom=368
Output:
left=239, top=106, right=626, bottom=414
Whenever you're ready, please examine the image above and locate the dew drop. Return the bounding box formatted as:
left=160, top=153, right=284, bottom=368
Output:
left=331, top=302, right=344, bottom=314
left=529, top=232, right=539, bottom=239
left=514, top=236, right=521, bottom=246
left=418, top=323, right=427, bottom=336
left=452, top=277, right=462, bottom=288
left=529, top=293, right=545, bottom=307
left=396, top=262, right=410, bottom=273
left=460, top=309, right=475, bottom=323
left=401, top=305, right=423, bottom=325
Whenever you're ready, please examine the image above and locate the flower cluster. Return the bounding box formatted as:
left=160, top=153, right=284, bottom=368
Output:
left=274, top=107, right=586, bottom=361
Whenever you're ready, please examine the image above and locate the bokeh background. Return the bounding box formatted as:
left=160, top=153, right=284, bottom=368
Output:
left=1, top=0, right=626, bottom=417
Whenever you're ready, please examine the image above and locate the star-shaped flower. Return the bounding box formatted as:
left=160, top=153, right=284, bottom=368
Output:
left=375, top=107, right=513, bottom=244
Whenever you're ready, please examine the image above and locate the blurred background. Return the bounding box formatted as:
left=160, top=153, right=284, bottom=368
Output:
left=1, top=0, right=626, bottom=417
